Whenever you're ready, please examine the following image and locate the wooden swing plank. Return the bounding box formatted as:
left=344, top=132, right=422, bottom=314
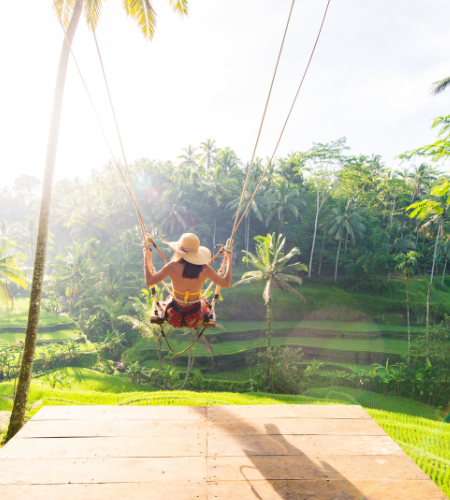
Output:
left=208, top=417, right=387, bottom=437
left=0, top=457, right=207, bottom=485
left=16, top=419, right=206, bottom=438
left=207, top=455, right=429, bottom=481
left=207, top=404, right=372, bottom=420
left=31, top=405, right=207, bottom=421
left=1, top=435, right=206, bottom=459
left=0, top=483, right=207, bottom=500
left=206, top=479, right=448, bottom=499
left=207, top=434, right=404, bottom=457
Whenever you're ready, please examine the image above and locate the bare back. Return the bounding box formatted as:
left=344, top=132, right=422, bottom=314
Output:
left=144, top=252, right=233, bottom=303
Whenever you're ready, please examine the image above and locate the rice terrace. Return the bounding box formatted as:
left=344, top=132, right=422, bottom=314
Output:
left=1, top=0, right=450, bottom=498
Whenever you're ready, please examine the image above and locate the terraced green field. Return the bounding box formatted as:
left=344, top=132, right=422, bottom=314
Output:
left=218, top=320, right=423, bottom=335
left=0, top=329, right=79, bottom=346
left=160, top=335, right=409, bottom=357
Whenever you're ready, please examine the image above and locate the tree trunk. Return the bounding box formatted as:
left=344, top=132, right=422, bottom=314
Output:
left=430, top=228, right=440, bottom=285
left=157, top=334, right=162, bottom=387
left=5, top=0, right=84, bottom=443
left=318, top=233, right=326, bottom=276
left=308, top=191, right=320, bottom=278
left=266, top=298, right=273, bottom=378
left=245, top=213, right=250, bottom=266
left=426, top=282, right=430, bottom=358
left=334, top=239, right=342, bottom=283
left=406, top=280, right=410, bottom=366
left=442, top=255, right=447, bottom=286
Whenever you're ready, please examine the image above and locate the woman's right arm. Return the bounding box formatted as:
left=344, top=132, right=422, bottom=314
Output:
left=144, top=249, right=171, bottom=287
left=203, top=251, right=232, bottom=288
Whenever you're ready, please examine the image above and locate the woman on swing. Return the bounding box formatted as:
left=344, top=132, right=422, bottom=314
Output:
left=143, top=233, right=232, bottom=329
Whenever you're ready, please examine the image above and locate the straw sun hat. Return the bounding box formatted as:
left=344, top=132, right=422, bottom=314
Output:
left=163, top=233, right=211, bottom=266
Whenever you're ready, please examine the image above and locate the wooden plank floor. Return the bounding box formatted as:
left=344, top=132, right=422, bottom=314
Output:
left=0, top=405, right=448, bottom=500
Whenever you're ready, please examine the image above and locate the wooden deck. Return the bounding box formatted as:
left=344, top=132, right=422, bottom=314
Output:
left=0, top=404, right=448, bottom=499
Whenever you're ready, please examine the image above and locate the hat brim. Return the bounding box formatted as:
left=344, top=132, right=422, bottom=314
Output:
left=164, top=241, right=211, bottom=265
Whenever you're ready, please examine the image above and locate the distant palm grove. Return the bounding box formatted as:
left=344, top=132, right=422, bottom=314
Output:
left=2, top=115, right=450, bottom=306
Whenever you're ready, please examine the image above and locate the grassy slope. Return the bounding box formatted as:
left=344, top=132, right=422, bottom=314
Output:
left=0, top=298, right=74, bottom=329
left=220, top=276, right=450, bottom=320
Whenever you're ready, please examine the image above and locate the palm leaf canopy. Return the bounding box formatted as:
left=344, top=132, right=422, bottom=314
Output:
left=53, top=0, right=188, bottom=39
left=235, top=233, right=307, bottom=306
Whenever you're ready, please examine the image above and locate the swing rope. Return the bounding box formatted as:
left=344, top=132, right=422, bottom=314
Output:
left=158, top=324, right=207, bottom=356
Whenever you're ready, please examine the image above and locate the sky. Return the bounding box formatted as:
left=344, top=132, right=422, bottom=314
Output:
left=1, top=0, right=449, bottom=188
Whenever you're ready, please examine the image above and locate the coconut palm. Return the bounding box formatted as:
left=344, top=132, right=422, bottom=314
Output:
left=215, top=148, right=240, bottom=174
left=227, top=180, right=264, bottom=261
left=0, top=239, right=27, bottom=309
left=7, top=0, right=189, bottom=442
left=266, top=179, right=306, bottom=233
left=52, top=242, right=95, bottom=311
left=178, top=145, right=198, bottom=169
left=234, top=233, right=307, bottom=350
left=200, top=165, right=238, bottom=248
left=198, top=138, right=218, bottom=170
left=328, top=200, right=365, bottom=282
left=395, top=251, right=419, bottom=365
left=387, top=222, right=416, bottom=281
left=408, top=164, right=436, bottom=201
left=156, top=190, right=188, bottom=236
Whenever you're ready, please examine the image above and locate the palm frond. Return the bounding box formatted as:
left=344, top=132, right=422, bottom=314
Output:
left=84, top=0, right=105, bottom=31
left=431, top=76, right=450, bottom=96
left=0, top=282, right=13, bottom=308
left=52, top=0, right=77, bottom=29
left=123, top=0, right=157, bottom=40
left=233, top=276, right=262, bottom=288
left=282, top=282, right=307, bottom=303
left=277, top=273, right=303, bottom=285
left=168, top=0, right=189, bottom=15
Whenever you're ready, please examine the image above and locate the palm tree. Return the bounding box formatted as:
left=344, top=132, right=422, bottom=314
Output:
left=408, top=164, right=435, bottom=201
left=328, top=200, right=365, bottom=282
left=266, top=179, right=305, bottom=233
left=395, top=251, right=419, bottom=365
left=7, top=0, right=189, bottom=441
left=431, top=76, right=450, bottom=96
left=387, top=222, right=416, bottom=281
left=198, top=138, right=218, bottom=170
left=52, top=242, right=95, bottom=311
left=234, top=233, right=307, bottom=351
left=227, top=180, right=264, bottom=261
left=96, top=295, right=133, bottom=333
left=178, top=145, right=198, bottom=169
left=0, top=238, right=27, bottom=309
left=200, top=165, right=238, bottom=248
left=215, top=148, right=240, bottom=174
left=156, top=190, right=188, bottom=236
